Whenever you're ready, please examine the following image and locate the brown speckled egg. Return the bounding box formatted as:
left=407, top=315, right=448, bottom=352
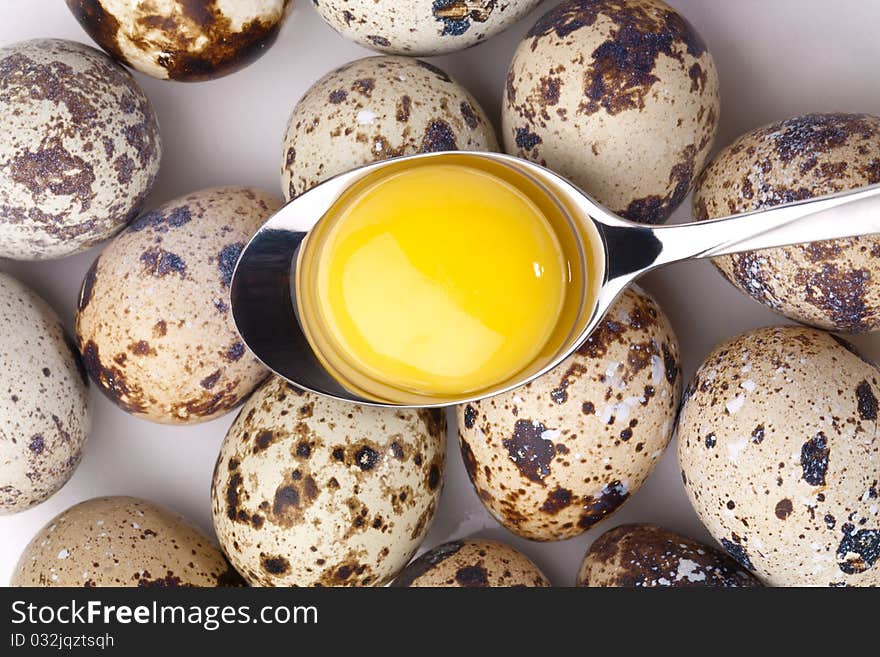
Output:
left=392, top=538, right=550, bottom=587
left=694, top=113, right=880, bottom=332
left=678, top=326, right=880, bottom=586
left=0, top=274, right=90, bottom=514
left=211, top=377, right=446, bottom=587
left=577, top=523, right=762, bottom=587
left=502, top=0, right=719, bottom=224
left=280, top=56, right=497, bottom=200
left=457, top=286, right=681, bottom=541
left=75, top=187, right=278, bottom=424
left=313, top=0, right=543, bottom=56
left=11, top=496, right=243, bottom=587
left=66, top=0, right=292, bottom=81
left=0, top=39, right=160, bottom=260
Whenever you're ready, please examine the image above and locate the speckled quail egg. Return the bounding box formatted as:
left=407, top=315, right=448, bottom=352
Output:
left=678, top=326, right=880, bottom=586
left=11, top=496, right=243, bottom=587
left=457, top=286, right=681, bottom=541
left=66, top=0, right=292, bottom=81
left=313, top=0, right=544, bottom=56
left=694, top=113, right=880, bottom=332
left=0, top=274, right=90, bottom=514
left=280, top=56, right=498, bottom=199
left=75, top=187, right=278, bottom=424
left=211, top=377, right=446, bottom=586
left=503, top=0, right=719, bottom=224
left=0, top=39, right=160, bottom=260
left=393, top=538, right=550, bottom=587
left=577, top=523, right=762, bottom=587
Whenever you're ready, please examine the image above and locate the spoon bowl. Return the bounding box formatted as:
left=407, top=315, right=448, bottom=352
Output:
left=231, top=151, right=880, bottom=407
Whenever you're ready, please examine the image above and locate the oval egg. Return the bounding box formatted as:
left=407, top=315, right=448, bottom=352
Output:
left=694, top=112, right=880, bottom=332
left=313, top=0, right=543, bottom=55
left=66, top=0, right=292, bottom=81
left=0, top=39, right=160, bottom=260
left=678, top=326, right=880, bottom=586
left=0, top=274, right=91, bottom=514
left=393, top=538, right=550, bottom=587
left=211, top=377, right=446, bottom=586
left=75, top=186, right=278, bottom=424
left=577, top=523, right=762, bottom=587
left=502, top=0, right=719, bottom=224
left=457, top=286, right=681, bottom=541
left=280, top=56, right=497, bottom=199
left=12, top=496, right=242, bottom=587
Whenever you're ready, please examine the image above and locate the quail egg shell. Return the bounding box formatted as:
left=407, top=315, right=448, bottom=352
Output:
left=503, top=0, right=720, bottom=224
left=694, top=113, right=880, bottom=332
left=313, top=0, right=544, bottom=56
left=0, top=39, right=161, bottom=260
left=457, top=286, right=681, bottom=541
left=75, top=186, right=278, bottom=424
left=211, top=377, right=446, bottom=586
left=393, top=538, right=550, bottom=587
left=577, top=523, right=762, bottom=587
left=11, top=496, right=243, bottom=586
left=280, top=55, right=498, bottom=199
left=66, top=0, right=292, bottom=81
left=0, top=274, right=91, bottom=514
left=678, top=326, right=880, bottom=586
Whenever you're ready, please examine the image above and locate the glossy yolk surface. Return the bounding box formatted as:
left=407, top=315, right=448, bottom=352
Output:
left=315, top=163, right=567, bottom=396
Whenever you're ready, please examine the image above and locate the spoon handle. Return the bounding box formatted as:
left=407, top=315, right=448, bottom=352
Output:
left=649, top=181, right=880, bottom=266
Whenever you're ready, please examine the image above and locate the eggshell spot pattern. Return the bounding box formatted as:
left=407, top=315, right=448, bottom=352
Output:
left=577, top=523, right=762, bottom=587
left=211, top=377, right=446, bottom=586
left=678, top=326, right=880, bottom=586
left=75, top=187, right=278, bottom=424
left=694, top=113, right=880, bottom=332
left=11, top=496, right=243, bottom=587
left=393, top=538, right=550, bottom=586
left=457, top=286, right=681, bottom=541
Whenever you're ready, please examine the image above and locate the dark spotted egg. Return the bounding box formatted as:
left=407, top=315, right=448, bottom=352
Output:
left=393, top=538, right=550, bottom=587
left=577, top=523, right=762, bottom=587
left=678, top=326, right=880, bottom=586
left=0, top=274, right=90, bottom=514
left=502, top=0, right=720, bottom=224
left=0, top=39, right=160, bottom=260
left=11, top=496, right=243, bottom=587
left=210, top=377, right=446, bottom=587
left=313, top=0, right=543, bottom=56
left=66, top=0, right=292, bottom=81
left=457, top=286, right=681, bottom=541
left=280, top=56, right=497, bottom=200
left=694, top=113, right=880, bottom=333
left=75, top=187, right=279, bottom=424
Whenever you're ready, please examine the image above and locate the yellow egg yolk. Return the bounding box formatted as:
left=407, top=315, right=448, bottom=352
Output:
left=308, top=162, right=568, bottom=397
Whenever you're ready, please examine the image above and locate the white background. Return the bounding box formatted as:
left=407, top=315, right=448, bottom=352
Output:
left=2, top=0, right=880, bottom=586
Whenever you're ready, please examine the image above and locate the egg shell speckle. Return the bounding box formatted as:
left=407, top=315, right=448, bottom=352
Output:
left=0, top=38, right=160, bottom=260
left=577, top=523, right=762, bottom=587
left=678, top=326, right=880, bottom=586
left=280, top=55, right=498, bottom=200
left=694, top=113, right=880, bottom=333
left=457, top=286, right=681, bottom=541
left=11, top=496, right=243, bottom=587
left=502, top=0, right=719, bottom=224
left=0, top=274, right=91, bottom=514
left=211, top=377, right=446, bottom=587
left=314, top=0, right=543, bottom=55
left=75, top=186, right=278, bottom=424
left=66, top=0, right=292, bottom=81
left=393, top=538, right=550, bottom=587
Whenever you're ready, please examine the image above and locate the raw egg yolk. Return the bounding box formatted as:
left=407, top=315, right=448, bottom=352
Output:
left=311, top=162, right=567, bottom=397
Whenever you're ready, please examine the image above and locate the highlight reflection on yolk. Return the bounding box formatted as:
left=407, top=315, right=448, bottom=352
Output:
left=314, top=163, right=567, bottom=396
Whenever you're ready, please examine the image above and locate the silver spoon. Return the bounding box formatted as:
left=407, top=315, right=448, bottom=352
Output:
left=231, top=150, right=880, bottom=407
